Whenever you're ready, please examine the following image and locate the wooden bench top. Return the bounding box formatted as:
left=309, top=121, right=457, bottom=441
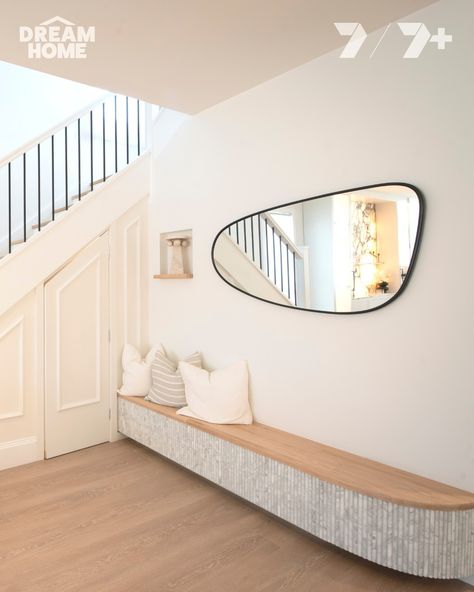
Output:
left=119, top=395, right=474, bottom=511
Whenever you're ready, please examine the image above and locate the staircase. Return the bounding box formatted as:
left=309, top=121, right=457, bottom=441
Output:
left=0, top=94, right=150, bottom=260
left=223, top=212, right=307, bottom=306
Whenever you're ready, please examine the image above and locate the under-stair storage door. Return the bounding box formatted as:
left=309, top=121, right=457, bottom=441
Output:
left=0, top=291, right=41, bottom=470
left=45, top=232, right=110, bottom=458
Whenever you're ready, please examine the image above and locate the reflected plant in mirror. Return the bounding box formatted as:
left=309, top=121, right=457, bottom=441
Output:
left=212, top=184, right=423, bottom=314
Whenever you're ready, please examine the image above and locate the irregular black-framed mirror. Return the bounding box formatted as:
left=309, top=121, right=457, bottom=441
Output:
left=212, top=183, right=423, bottom=314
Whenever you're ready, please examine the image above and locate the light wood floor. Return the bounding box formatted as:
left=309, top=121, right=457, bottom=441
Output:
left=0, top=440, right=472, bottom=592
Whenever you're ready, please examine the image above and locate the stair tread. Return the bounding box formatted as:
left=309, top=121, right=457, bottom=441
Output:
left=4, top=174, right=115, bottom=252
left=30, top=175, right=112, bottom=230
left=11, top=238, right=27, bottom=246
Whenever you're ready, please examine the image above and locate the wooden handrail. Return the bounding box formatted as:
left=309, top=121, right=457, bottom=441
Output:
left=261, top=211, right=304, bottom=259
left=0, top=92, right=112, bottom=169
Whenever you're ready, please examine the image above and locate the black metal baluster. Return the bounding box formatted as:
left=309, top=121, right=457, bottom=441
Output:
left=23, top=153, right=27, bottom=242
left=137, top=99, right=141, bottom=156
left=1, top=97, right=154, bottom=260
left=37, top=144, right=41, bottom=230
left=90, top=110, right=94, bottom=191
left=280, top=235, right=283, bottom=291
left=236, top=220, right=240, bottom=245
left=265, top=218, right=269, bottom=275
left=286, top=245, right=290, bottom=298
left=243, top=218, right=247, bottom=253
left=8, top=162, right=11, bottom=253
left=65, top=126, right=69, bottom=210
left=114, top=95, right=118, bottom=173
left=102, top=102, right=106, bottom=182
left=251, top=216, right=255, bottom=262
left=51, top=135, right=55, bottom=221
left=272, top=226, right=276, bottom=283
left=126, top=96, right=129, bottom=164
left=78, top=119, right=81, bottom=200
left=227, top=225, right=231, bottom=236
left=293, top=252, right=297, bottom=306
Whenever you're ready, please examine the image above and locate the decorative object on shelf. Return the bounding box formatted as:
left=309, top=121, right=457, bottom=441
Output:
left=211, top=183, right=424, bottom=314
left=167, top=237, right=188, bottom=275
left=157, top=229, right=193, bottom=279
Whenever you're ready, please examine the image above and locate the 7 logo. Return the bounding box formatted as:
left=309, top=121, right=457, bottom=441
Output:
left=334, top=22, right=453, bottom=59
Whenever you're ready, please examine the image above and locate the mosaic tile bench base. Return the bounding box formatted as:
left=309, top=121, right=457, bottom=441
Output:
left=118, top=397, right=474, bottom=579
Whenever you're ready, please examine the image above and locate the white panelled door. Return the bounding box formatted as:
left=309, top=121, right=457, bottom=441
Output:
left=45, top=232, right=110, bottom=458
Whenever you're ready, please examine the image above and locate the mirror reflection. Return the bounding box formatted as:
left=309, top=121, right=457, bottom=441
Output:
left=212, top=184, right=422, bottom=313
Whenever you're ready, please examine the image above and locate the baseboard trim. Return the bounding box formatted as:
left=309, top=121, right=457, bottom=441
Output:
left=0, top=436, right=40, bottom=471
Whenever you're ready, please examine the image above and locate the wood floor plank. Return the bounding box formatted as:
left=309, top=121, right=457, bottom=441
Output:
left=0, top=439, right=472, bottom=592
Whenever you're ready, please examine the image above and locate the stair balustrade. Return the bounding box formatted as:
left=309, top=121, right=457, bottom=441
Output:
left=0, top=94, right=150, bottom=259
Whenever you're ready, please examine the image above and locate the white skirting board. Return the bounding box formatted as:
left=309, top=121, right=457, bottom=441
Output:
left=118, top=398, right=474, bottom=580
left=0, top=436, right=40, bottom=471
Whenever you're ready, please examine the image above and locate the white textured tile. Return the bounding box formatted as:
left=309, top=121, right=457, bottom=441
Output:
left=119, top=399, right=474, bottom=579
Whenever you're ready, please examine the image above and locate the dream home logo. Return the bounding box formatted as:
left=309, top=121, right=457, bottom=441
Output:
left=19, top=16, right=95, bottom=59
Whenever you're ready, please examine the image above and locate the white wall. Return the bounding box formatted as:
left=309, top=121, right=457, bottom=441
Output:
left=302, top=197, right=335, bottom=310
left=0, top=61, right=106, bottom=159
left=150, top=0, right=474, bottom=492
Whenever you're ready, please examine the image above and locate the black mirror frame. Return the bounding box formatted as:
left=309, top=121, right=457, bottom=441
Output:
left=211, top=182, right=425, bottom=315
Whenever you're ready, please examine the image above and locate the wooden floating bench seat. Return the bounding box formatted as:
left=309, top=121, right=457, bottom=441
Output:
left=118, top=395, right=474, bottom=579
left=118, top=396, right=474, bottom=511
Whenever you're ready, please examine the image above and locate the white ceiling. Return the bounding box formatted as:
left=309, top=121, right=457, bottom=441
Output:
left=0, top=0, right=438, bottom=113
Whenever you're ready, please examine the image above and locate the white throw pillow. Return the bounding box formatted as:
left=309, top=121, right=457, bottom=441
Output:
left=177, top=360, right=253, bottom=425
left=118, top=344, right=163, bottom=396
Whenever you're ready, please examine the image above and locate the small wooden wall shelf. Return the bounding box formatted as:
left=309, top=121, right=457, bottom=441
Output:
left=153, top=273, right=193, bottom=279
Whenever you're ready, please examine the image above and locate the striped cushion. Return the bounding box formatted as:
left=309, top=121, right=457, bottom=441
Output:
left=146, top=350, right=202, bottom=407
